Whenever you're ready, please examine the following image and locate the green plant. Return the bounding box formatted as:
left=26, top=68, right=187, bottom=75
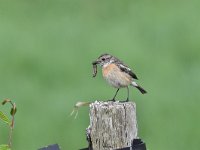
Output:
left=0, top=99, right=17, bottom=150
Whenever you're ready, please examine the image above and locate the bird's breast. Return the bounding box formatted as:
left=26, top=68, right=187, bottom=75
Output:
left=102, top=63, right=117, bottom=77
left=102, top=64, right=132, bottom=88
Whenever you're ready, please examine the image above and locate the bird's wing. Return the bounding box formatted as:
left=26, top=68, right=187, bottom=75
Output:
left=118, top=64, right=138, bottom=80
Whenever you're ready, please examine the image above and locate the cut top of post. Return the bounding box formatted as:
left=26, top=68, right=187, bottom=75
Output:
left=87, top=101, right=138, bottom=150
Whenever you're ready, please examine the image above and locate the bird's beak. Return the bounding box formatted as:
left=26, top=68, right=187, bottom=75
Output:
left=92, top=60, right=100, bottom=65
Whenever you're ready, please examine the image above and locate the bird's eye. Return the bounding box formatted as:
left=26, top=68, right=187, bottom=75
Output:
left=102, top=58, right=105, bottom=61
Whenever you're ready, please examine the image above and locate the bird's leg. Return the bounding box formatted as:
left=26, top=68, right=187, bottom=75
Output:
left=112, top=88, right=120, bottom=101
left=126, top=86, right=129, bottom=102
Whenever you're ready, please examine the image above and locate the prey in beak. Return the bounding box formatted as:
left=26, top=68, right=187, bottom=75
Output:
left=92, top=53, right=110, bottom=77
left=92, top=60, right=99, bottom=77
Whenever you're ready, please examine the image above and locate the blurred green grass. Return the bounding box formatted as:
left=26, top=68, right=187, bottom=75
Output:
left=0, top=0, right=200, bottom=150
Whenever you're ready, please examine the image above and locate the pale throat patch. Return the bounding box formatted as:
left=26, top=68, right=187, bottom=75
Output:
left=102, top=63, right=110, bottom=68
left=102, top=60, right=114, bottom=68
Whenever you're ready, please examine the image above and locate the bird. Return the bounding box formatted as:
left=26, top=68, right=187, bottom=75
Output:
left=92, top=53, right=147, bottom=102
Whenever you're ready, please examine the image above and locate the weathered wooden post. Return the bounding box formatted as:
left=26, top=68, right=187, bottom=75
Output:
left=85, top=101, right=139, bottom=150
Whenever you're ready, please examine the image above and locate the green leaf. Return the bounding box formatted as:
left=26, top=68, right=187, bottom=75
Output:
left=0, top=144, right=11, bottom=150
left=0, top=111, right=10, bottom=125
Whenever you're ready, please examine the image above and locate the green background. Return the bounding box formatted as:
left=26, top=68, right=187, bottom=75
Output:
left=0, top=0, right=200, bottom=150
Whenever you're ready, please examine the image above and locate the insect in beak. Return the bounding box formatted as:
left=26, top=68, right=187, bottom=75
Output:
left=92, top=63, right=97, bottom=77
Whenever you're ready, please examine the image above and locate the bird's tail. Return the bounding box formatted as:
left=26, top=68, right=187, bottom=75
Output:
left=131, top=81, right=147, bottom=94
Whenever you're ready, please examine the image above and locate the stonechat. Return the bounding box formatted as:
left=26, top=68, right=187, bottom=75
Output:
left=92, top=53, right=147, bottom=101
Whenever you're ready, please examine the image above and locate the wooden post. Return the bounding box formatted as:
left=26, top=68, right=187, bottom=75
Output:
left=86, top=101, right=138, bottom=150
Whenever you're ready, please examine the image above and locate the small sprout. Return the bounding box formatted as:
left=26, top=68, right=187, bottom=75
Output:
left=2, top=99, right=11, bottom=105
left=70, top=101, right=91, bottom=119
left=0, top=99, right=17, bottom=148
left=10, top=107, right=17, bottom=116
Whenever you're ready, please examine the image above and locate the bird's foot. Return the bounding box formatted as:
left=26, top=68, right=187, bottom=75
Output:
left=108, top=99, right=115, bottom=102
left=118, top=98, right=129, bottom=103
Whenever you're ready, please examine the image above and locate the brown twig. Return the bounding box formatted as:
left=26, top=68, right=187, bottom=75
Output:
left=70, top=101, right=91, bottom=119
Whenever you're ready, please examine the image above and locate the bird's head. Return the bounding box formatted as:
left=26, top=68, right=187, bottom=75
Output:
left=92, top=53, right=114, bottom=67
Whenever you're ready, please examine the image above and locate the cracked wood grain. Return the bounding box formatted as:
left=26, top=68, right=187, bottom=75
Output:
left=86, top=101, right=138, bottom=150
